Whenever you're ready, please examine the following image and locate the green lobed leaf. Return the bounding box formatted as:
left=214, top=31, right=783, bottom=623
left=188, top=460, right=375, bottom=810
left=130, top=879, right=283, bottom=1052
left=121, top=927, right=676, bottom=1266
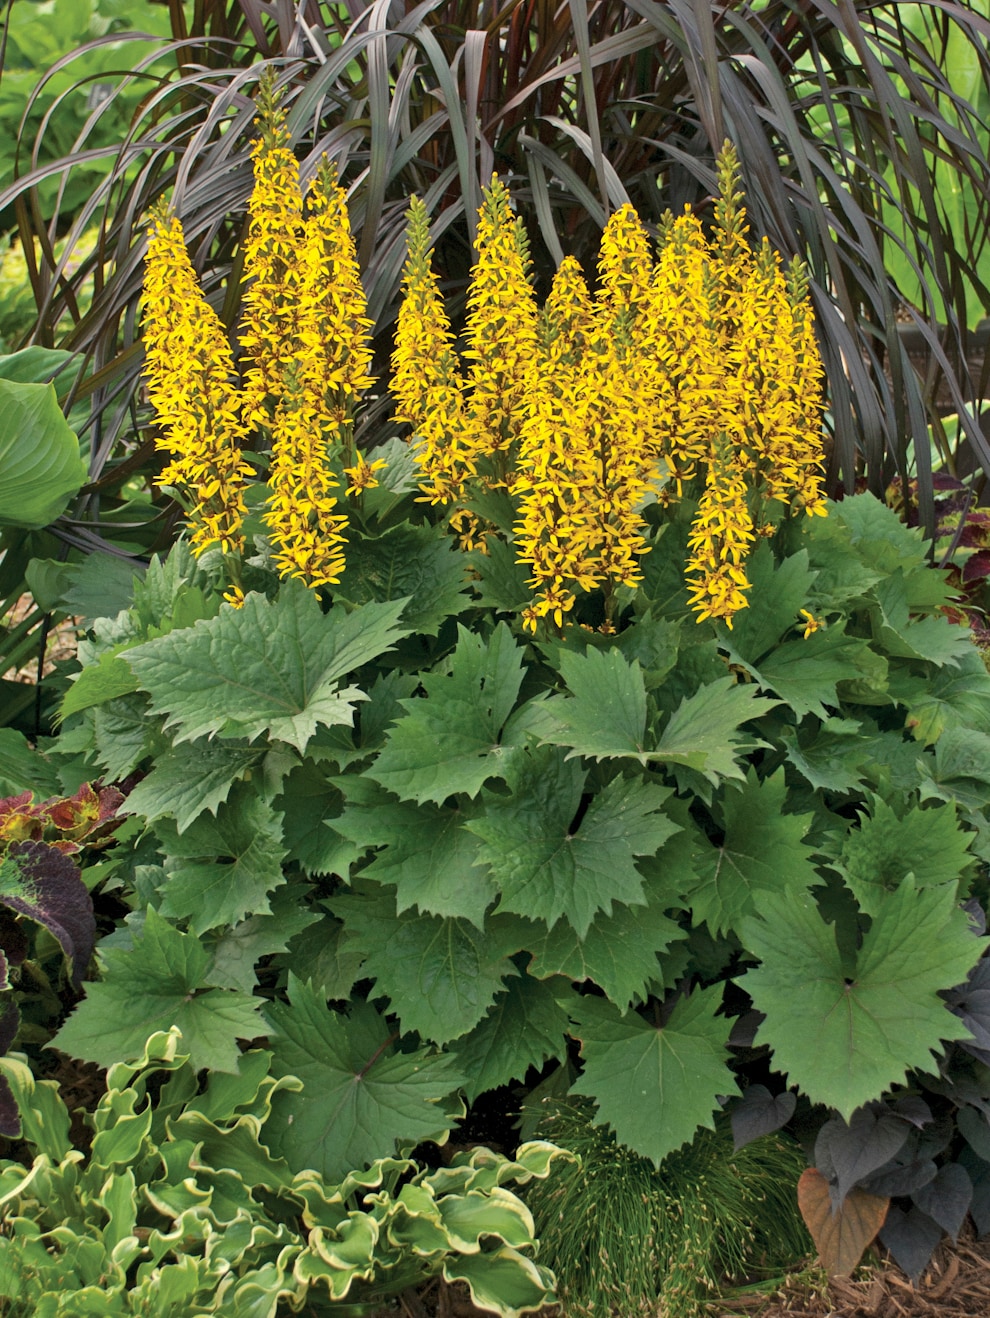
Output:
left=750, top=624, right=879, bottom=720
left=448, top=972, right=573, bottom=1102
left=274, top=762, right=361, bottom=878
left=58, top=651, right=140, bottom=722
left=533, top=647, right=649, bottom=761
left=335, top=783, right=495, bottom=927
left=649, top=677, right=780, bottom=786
left=124, top=583, right=409, bottom=754
left=0, top=727, right=60, bottom=797
left=264, top=980, right=465, bottom=1180
left=335, top=521, right=470, bottom=636
left=839, top=797, right=975, bottom=918
left=740, top=880, right=982, bottom=1120
left=0, top=379, right=87, bottom=529
left=154, top=787, right=288, bottom=935
left=369, top=621, right=526, bottom=803
left=569, top=986, right=737, bottom=1166
left=124, top=742, right=262, bottom=833
left=918, top=727, right=990, bottom=811
left=721, top=544, right=817, bottom=665
left=888, top=648, right=990, bottom=744
left=330, top=880, right=520, bottom=1045
left=206, top=885, right=319, bottom=994
left=52, top=908, right=261, bottom=1073
left=469, top=745, right=678, bottom=937
left=871, top=574, right=975, bottom=666
left=685, top=771, right=817, bottom=937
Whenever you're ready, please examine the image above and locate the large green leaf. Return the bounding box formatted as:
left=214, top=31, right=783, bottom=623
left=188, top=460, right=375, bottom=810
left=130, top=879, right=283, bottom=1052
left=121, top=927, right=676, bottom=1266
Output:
left=124, top=583, right=409, bottom=753
left=469, top=746, right=678, bottom=937
left=52, top=908, right=261, bottom=1073
left=534, top=647, right=648, bottom=760
left=750, top=625, right=878, bottom=721
left=155, top=787, right=288, bottom=935
left=740, top=880, right=982, bottom=1120
left=888, top=649, right=990, bottom=745
left=369, top=622, right=526, bottom=803
left=448, top=972, right=572, bottom=1102
left=722, top=544, right=816, bottom=665
left=0, top=379, right=87, bottom=528
left=686, top=771, right=817, bottom=937
left=264, top=980, right=464, bottom=1179
left=569, top=987, right=736, bottom=1166
left=334, top=522, right=469, bottom=636
left=330, top=880, right=520, bottom=1044
left=124, top=742, right=262, bottom=833
left=649, top=678, right=779, bottom=786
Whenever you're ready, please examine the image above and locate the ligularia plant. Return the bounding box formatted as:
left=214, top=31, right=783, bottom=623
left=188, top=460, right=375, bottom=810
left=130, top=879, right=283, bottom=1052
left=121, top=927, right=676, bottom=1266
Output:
left=393, top=146, right=828, bottom=629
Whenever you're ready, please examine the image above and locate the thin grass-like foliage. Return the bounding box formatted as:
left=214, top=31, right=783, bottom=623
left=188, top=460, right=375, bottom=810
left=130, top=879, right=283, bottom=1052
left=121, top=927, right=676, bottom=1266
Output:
left=1, top=0, right=989, bottom=555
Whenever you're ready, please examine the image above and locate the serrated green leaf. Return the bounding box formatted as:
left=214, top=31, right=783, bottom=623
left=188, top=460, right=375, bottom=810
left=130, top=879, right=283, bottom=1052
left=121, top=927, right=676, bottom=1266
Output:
left=739, top=880, right=982, bottom=1120
left=469, top=746, right=677, bottom=937
left=686, top=771, right=817, bottom=937
left=124, top=583, right=409, bottom=753
left=448, top=973, right=572, bottom=1102
left=872, top=574, right=975, bottom=666
left=649, top=677, right=779, bottom=786
left=330, top=882, right=519, bottom=1045
left=0, top=379, right=87, bottom=528
left=918, top=727, right=990, bottom=810
left=0, top=728, right=60, bottom=797
left=335, top=522, right=469, bottom=636
left=154, top=787, right=287, bottom=935
left=273, top=915, right=367, bottom=1002
left=888, top=648, right=990, bottom=744
left=778, top=718, right=870, bottom=793
left=721, top=544, right=816, bottom=665
left=369, top=622, right=526, bottom=803
left=839, top=797, right=974, bottom=918
left=59, top=651, right=140, bottom=722
left=124, top=742, right=261, bottom=832
left=91, top=694, right=162, bottom=781
left=206, top=885, right=319, bottom=993
left=52, top=908, right=261, bottom=1072
left=466, top=535, right=533, bottom=612
left=264, top=981, right=465, bottom=1179
left=569, top=986, right=737, bottom=1166
left=535, top=648, right=648, bottom=760
left=750, top=625, right=878, bottom=720
left=335, top=785, right=495, bottom=927
left=274, top=762, right=360, bottom=878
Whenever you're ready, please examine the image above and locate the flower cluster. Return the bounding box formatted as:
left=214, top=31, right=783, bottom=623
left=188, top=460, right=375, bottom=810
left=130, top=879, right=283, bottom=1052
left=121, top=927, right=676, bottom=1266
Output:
left=141, top=74, right=377, bottom=594
left=392, top=147, right=827, bottom=629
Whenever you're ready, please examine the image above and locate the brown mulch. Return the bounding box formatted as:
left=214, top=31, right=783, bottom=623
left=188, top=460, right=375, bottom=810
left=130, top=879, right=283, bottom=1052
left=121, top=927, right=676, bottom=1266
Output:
left=717, top=1227, right=990, bottom=1318
left=2, top=593, right=78, bottom=683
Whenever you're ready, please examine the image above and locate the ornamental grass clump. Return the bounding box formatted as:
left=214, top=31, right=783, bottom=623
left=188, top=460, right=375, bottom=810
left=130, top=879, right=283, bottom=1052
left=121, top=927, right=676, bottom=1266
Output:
left=141, top=72, right=376, bottom=599
left=392, top=145, right=828, bottom=630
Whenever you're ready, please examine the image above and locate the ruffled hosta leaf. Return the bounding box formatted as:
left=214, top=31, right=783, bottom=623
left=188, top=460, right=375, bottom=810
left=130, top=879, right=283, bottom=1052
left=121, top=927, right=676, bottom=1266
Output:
left=155, top=788, right=287, bottom=935
left=469, top=746, right=678, bottom=937
left=264, top=980, right=465, bottom=1180
left=685, top=771, right=817, bottom=938
left=650, top=678, right=780, bottom=787
left=124, top=742, right=262, bottom=833
left=0, top=379, right=87, bottom=528
left=443, top=1248, right=556, bottom=1318
left=124, top=583, right=409, bottom=753
left=369, top=621, right=526, bottom=803
left=335, top=783, right=495, bottom=928
left=839, top=797, right=975, bottom=918
left=335, top=522, right=469, bottom=636
left=52, top=908, right=261, bottom=1073
left=569, top=986, right=736, bottom=1166
left=0, top=841, right=94, bottom=987
left=740, top=880, right=982, bottom=1120
left=330, top=881, right=519, bottom=1045
left=448, top=972, right=572, bottom=1102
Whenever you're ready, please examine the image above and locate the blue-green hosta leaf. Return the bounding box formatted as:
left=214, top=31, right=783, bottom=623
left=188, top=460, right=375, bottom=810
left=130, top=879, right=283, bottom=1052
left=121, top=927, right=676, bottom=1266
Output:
left=369, top=622, right=526, bottom=803
left=124, top=583, right=409, bottom=753
left=448, top=972, right=573, bottom=1102
left=685, top=771, right=817, bottom=937
left=740, top=880, right=982, bottom=1120
left=264, top=980, right=465, bottom=1180
left=335, top=784, right=495, bottom=928
left=721, top=544, right=817, bottom=665
left=469, top=745, right=678, bottom=937
left=124, top=742, right=262, bottom=832
left=335, top=521, right=469, bottom=636
left=839, top=797, right=975, bottom=918
left=649, top=677, right=780, bottom=787
left=330, top=881, right=520, bottom=1045
left=153, top=787, right=287, bottom=935
left=532, top=647, right=648, bottom=760
left=569, top=987, right=737, bottom=1166
left=52, top=908, right=261, bottom=1073
left=0, top=378, right=87, bottom=528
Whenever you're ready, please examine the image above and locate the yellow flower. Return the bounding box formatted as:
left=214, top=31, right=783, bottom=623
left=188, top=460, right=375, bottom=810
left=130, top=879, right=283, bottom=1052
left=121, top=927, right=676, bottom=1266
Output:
left=798, top=608, right=822, bottom=638
left=142, top=203, right=252, bottom=556
left=343, top=452, right=387, bottom=496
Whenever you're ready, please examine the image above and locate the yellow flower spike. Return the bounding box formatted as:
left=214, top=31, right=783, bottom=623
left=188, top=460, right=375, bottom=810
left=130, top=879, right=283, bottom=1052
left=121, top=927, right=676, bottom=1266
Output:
left=594, top=202, right=654, bottom=349
left=392, top=196, right=471, bottom=503
left=540, top=255, right=594, bottom=365
left=142, top=203, right=252, bottom=557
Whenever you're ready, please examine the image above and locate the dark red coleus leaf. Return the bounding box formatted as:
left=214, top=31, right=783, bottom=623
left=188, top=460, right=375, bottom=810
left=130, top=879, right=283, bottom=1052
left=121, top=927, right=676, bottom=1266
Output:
left=0, top=841, right=96, bottom=988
